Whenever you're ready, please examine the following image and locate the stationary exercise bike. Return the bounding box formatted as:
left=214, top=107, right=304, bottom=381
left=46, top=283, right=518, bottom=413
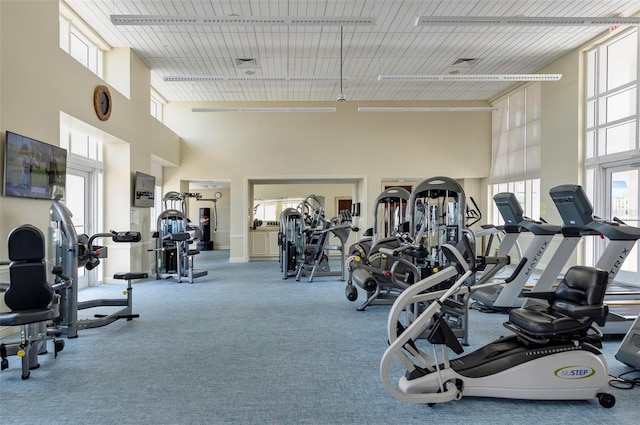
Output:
left=380, top=243, right=616, bottom=408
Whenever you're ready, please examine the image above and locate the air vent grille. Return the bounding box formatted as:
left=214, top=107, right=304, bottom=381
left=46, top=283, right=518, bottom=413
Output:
left=234, top=58, right=259, bottom=68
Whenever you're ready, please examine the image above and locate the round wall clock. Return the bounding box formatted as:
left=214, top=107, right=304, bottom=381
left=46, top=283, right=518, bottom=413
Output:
left=93, top=85, right=112, bottom=121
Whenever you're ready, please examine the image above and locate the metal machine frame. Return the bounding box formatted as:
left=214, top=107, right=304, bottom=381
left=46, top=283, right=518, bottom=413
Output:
left=153, top=192, right=209, bottom=283
left=345, top=186, right=411, bottom=310
left=49, top=198, right=144, bottom=338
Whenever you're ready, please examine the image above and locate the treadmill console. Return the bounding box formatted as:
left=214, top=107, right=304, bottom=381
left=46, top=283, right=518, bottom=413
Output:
left=493, top=192, right=524, bottom=226
left=549, top=184, right=594, bottom=227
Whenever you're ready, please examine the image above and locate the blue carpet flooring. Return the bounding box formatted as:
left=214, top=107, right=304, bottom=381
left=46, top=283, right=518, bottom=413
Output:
left=0, top=250, right=638, bottom=424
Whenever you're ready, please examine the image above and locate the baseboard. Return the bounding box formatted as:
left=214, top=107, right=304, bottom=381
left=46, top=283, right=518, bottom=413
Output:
left=229, top=256, right=248, bottom=263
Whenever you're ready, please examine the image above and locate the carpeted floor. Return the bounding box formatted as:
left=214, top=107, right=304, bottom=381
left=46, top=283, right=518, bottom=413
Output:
left=0, top=250, right=638, bottom=425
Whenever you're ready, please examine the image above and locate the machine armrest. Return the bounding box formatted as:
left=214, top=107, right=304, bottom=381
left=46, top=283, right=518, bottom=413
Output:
left=522, top=291, right=555, bottom=301
left=553, top=301, right=608, bottom=320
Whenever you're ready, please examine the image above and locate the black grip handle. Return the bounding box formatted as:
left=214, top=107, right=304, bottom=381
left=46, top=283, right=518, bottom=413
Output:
left=504, top=257, right=528, bottom=283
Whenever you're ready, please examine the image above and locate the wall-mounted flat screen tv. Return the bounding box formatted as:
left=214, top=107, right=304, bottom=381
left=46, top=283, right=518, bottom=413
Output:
left=133, top=171, right=156, bottom=207
left=3, top=131, right=67, bottom=200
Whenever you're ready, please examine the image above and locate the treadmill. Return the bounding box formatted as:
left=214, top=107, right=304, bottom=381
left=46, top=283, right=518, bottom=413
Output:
left=616, top=313, right=640, bottom=368
left=471, top=192, right=561, bottom=311
left=549, top=184, right=640, bottom=335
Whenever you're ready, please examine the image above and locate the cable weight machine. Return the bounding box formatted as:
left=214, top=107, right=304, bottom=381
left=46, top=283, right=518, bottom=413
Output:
left=153, top=191, right=217, bottom=283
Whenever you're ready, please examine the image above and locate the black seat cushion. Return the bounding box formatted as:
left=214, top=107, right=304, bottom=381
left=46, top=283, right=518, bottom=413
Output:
left=508, top=266, right=608, bottom=337
left=4, top=225, right=53, bottom=312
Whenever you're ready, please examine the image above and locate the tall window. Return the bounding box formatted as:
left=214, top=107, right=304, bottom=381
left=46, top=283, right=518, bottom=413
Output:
left=59, top=1, right=105, bottom=77
left=150, top=89, right=164, bottom=122
left=60, top=124, right=104, bottom=287
left=585, top=28, right=640, bottom=285
left=490, top=83, right=541, bottom=224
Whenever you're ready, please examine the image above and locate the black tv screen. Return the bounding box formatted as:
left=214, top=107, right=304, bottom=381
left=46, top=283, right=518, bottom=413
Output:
left=3, top=131, right=67, bottom=200
left=133, top=171, right=156, bottom=207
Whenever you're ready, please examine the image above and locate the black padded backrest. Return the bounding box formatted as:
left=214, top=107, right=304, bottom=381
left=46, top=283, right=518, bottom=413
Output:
left=553, top=265, right=608, bottom=308
left=5, top=225, right=53, bottom=312
left=8, top=224, right=46, bottom=261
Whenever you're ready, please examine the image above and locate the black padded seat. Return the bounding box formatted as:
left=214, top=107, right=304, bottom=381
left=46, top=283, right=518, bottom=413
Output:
left=507, top=265, right=608, bottom=337
left=113, top=272, right=148, bottom=280
left=0, top=309, right=55, bottom=327
left=168, top=232, right=190, bottom=242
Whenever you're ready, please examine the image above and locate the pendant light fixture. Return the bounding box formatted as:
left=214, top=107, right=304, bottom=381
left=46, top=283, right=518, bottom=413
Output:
left=337, top=26, right=346, bottom=102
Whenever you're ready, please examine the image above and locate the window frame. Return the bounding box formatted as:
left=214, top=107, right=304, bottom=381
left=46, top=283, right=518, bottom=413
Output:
left=59, top=1, right=107, bottom=78
left=584, top=28, right=640, bottom=285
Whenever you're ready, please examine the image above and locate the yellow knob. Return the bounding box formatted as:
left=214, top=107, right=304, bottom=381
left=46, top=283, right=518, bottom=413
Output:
left=17, top=349, right=26, bottom=358
left=355, top=256, right=361, bottom=262
left=433, top=267, right=439, bottom=273
left=123, top=290, right=128, bottom=295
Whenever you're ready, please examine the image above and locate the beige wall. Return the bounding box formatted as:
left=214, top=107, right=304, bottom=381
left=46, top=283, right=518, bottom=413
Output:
left=162, top=101, right=493, bottom=260
left=0, top=1, right=180, bottom=268
left=1, top=0, right=606, bottom=270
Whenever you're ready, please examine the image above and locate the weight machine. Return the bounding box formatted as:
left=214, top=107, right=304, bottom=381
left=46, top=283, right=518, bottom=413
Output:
left=153, top=191, right=213, bottom=283
left=345, top=186, right=411, bottom=310
left=374, top=177, right=509, bottom=345
left=0, top=225, right=66, bottom=379
left=49, top=197, right=146, bottom=339
left=278, top=207, right=304, bottom=279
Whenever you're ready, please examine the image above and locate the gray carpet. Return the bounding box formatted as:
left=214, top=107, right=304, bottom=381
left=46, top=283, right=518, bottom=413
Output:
left=0, top=250, right=638, bottom=425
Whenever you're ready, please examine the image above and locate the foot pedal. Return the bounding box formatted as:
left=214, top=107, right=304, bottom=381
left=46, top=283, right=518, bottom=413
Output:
left=54, top=340, right=65, bottom=358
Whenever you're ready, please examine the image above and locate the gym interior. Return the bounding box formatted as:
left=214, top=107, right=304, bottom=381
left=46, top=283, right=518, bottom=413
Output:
left=1, top=1, right=639, bottom=424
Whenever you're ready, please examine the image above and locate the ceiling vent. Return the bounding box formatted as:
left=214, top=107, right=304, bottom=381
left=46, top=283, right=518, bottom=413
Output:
left=234, top=58, right=259, bottom=68
left=452, top=58, right=481, bottom=68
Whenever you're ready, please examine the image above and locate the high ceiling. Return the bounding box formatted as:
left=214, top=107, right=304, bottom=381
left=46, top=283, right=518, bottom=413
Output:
left=64, top=0, right=640, bottom=103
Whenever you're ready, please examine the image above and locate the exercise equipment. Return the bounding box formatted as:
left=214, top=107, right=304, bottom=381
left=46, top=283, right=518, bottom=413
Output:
left=153, top=191, right=208, bottom=283
left=0, top=225, right=66, bottom=379
left=294, top=195, right=357, bottom=282
left=278, top=207, right=304, bottom=279
left=380, top=247, right=616, bottom=408
left=471, top=192, right=561, bottom=311
left=398, top=177, right=483, bottom=345
left=49, top=197, right=146, bottom=338
left=345, top=187, right=411, bottom=310
left=616, top=313, right=640, bottom=368
left=198, top=207, right=214, bottom=251
left=549, top=184, right=640, bottom=335
left=474, top=192, right=524, bottom=278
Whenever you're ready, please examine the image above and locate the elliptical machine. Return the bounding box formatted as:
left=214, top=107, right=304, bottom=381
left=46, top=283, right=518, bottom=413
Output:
left=294, top=194, right=357, bottom=282
left=380, top=243, right=616, bottom=408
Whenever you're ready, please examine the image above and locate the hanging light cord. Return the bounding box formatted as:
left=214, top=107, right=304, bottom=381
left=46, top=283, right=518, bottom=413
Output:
left=340, top=25, right=344, bottom=95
